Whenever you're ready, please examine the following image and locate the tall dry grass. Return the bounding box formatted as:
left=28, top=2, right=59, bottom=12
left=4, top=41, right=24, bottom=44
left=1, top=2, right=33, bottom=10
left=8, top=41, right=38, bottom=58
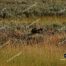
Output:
left=0, top=16, right=66, bottom=66
left=0, top=43, right=66, bottom=66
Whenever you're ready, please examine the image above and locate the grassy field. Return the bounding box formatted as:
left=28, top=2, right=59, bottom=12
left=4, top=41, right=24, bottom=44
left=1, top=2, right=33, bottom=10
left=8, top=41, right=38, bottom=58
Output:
left=0, top=0, right=66, bottom=17
left=0, top=16, right=66, bottom=66
left=0, top=16, right=66, bottom=25
left=0, top=43, right=66, bottom=66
